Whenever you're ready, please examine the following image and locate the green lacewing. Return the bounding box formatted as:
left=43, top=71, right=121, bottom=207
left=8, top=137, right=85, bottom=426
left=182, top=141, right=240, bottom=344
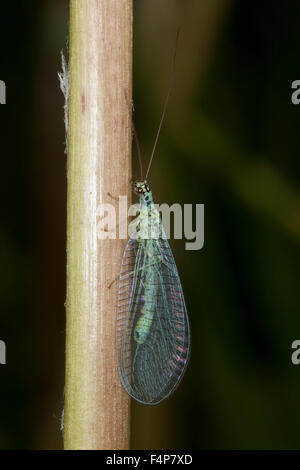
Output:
left=116, top=31, right=190, bottom=405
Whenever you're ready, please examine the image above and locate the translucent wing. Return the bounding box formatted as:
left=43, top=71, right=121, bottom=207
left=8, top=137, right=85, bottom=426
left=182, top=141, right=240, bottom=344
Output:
left=116, top=236, right=190, bottom=405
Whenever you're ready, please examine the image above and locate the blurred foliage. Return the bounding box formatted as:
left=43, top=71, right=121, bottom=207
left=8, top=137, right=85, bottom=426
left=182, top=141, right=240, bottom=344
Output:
left=0, top=0, right=300, bottom=450
left=132, top=0, right=300, bottom=450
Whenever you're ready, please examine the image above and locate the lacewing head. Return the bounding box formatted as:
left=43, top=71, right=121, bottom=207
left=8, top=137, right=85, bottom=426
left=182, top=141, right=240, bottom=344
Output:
left=133, top=180, right=150, bottom=195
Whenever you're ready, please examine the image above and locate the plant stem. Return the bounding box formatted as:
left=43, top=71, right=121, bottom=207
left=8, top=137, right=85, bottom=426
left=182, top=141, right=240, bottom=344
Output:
left=64, top=0, right=132, bottom=450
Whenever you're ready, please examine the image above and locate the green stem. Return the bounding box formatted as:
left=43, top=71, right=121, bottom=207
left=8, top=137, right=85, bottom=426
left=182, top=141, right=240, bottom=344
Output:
left=64, top=0, right=132, bottom=450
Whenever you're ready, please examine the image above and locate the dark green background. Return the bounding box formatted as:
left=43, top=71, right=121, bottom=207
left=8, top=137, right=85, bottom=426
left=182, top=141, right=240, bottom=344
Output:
left=0, top=0, right=300, bottom=449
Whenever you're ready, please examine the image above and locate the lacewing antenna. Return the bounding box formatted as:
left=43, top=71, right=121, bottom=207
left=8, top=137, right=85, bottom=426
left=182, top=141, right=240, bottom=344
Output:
left=124, top=90, right=144, bottom=181
left=145, top=28, right=180, bottom=180
left=132, top=117, right=144, bottom=181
